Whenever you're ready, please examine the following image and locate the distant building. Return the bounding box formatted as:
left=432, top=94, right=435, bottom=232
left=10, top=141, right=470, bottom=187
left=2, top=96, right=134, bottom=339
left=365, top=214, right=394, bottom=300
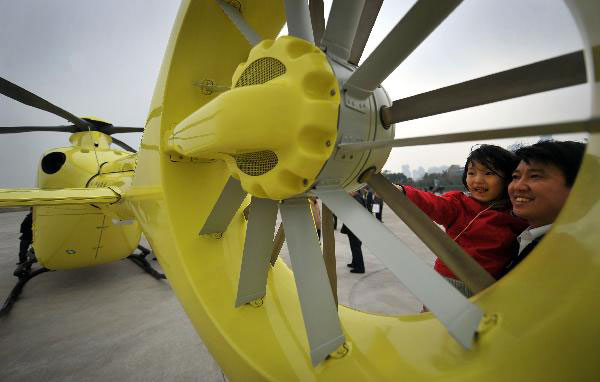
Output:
left=447, top=165, right=463, bottom=178
left=427, top=165, right=449, bottom=174
left=507, top=142, right=524, bottom=152
left=401, top=164, right=411, bottom=178
left=413, top=166, right=426, bottom=180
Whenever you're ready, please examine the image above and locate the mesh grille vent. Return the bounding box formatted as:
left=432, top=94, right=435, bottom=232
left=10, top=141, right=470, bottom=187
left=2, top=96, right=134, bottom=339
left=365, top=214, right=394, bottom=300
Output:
left=235, top=57, right=286, bottom=88
left=234, top=151, right=278, bottom=176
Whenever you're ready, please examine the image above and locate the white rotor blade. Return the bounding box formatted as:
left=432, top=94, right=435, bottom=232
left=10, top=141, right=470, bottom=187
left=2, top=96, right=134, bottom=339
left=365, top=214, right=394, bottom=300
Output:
left=309, top=0, right=325, bottom=45
left=345, top=0, right=462, bottom=99
left=315, top=189, right=482, bottom=349
left=381, top=50, right=587, bottom=124
left=280, top=198, right=345, bottom=366
left=337, top=118, right=600, bottom=152
left=284, top=0, right=314, bottom=43
left=321, top=0, right=365, bottom=61
left=348, top=0, right=384, bottom=65
left=235, top=197, right=279, bottom=306
left=199, top=177, right=247, bottom=235
left=216, top=0, right=262, bottom=46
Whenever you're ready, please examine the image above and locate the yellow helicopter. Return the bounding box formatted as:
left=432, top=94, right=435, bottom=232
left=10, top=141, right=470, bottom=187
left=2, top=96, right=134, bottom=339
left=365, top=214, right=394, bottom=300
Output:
left=2, top=0, right=600, bottom=380
left=0, top=77, right=165, bottom=315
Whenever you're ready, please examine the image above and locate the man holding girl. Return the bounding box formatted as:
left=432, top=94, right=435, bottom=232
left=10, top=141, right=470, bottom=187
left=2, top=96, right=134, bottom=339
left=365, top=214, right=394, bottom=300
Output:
left=401, top=140, right=585, bottom=297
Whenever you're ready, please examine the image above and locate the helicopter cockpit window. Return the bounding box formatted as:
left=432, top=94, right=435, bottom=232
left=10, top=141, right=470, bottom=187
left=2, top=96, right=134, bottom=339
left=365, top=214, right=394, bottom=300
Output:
left=41, top=152, right=66, bottom=174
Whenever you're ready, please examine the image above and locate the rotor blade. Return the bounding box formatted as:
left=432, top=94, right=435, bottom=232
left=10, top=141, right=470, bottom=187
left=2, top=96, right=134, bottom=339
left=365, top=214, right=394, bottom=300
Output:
left=309, top=0, right=325, bottom=45
left=345, top=0, right=462, bottom=98
left=103, top=126, right=145, bottom=134
left=321, top=0, right=365, bottom=61
left=199, top=177, right=247, bottom=235
left=348, top=0, right=384, bottom=65
left=216, top=0, right=262, bottom=46
left=110, top=136, right=137, bottom=153
left=0, top=77, right=92, bottom=130
left=337, top=117, right=600, bottom=152
left=280, top=198, right=344, bottom=366
left=0, top=125, right=77, bottom=134
left=382, top=50, right=587, bottom=125
left=270, top=223, right=285, bottom=266
left=321, top=203, right=338, bottom=307
left=235, top=197, right=279, bottom=306
left=284, top=0, right=314, bottom=43
left=365, top=172, right=495, bottom=292
left=315, top=189, right=482, bottom=349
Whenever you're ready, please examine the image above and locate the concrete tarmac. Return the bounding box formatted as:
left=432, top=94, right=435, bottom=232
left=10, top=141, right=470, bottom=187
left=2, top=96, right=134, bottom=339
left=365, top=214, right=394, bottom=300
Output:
left=0, top=206, right=435, bottom=381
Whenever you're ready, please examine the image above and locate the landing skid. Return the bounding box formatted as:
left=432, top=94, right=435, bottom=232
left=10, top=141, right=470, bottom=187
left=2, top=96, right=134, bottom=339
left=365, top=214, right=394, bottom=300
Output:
left=0, top=249, right=50, bottom=317
left=127, top=245, right=166, bottom=280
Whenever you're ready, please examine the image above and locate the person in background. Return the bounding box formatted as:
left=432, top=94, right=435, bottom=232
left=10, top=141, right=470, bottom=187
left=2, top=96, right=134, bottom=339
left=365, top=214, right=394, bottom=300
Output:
left=365, top=189, right=374, bottom=213
left=372, top=192, right=383, bottom=222
left=400, top=145, right=528, bottom=297
left=18, top=209, right=33, bottom=264
left=309, top=197, right=321, bottom=240
left=342, top=190, right=367, bottom=274
left=502, top=140, right=585, bottom=276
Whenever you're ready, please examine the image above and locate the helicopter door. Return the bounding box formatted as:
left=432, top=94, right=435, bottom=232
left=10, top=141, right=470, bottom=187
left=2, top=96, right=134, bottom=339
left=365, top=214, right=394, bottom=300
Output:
left=32, top=205, right=138, bottom=270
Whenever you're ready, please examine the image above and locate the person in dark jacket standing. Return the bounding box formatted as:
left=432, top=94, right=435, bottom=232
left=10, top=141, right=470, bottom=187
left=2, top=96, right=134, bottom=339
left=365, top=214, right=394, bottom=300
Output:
left=341, top=191, right=367, bottom=274
left=18, top=210, right=33, bottom=264
left=372, top=192, right=384, bottom=222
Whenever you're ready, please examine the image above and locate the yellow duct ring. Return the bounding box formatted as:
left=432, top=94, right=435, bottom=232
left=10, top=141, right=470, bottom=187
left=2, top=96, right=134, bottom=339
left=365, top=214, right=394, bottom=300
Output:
left=127, top=1, right=600, bottom=380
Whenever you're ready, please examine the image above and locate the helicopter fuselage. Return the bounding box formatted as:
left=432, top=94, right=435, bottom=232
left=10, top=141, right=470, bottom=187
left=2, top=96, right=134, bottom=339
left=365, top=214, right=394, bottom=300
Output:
left=32, top=131, right=141, bottom=270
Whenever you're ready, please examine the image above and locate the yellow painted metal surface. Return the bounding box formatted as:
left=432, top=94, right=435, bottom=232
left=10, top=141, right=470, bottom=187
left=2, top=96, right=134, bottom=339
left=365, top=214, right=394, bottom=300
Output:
left=29, top=131, right=141, bottom=270
left=33, top=204, right=140, bottom=270
left=121, top=1, right=600, bottom=380
left=169, top=36, right=339, bottom=199
left=3, top=0, right=594, bottom=379
left=0, top=187, right=119, bottom=207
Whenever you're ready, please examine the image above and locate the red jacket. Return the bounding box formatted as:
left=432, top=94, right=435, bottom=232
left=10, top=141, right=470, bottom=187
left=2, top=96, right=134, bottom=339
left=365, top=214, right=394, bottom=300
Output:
left=403, top=186, right=527, bottom=279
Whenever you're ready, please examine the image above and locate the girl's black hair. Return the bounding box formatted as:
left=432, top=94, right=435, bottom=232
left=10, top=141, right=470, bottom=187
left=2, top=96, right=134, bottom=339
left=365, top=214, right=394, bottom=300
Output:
left=462, top=144, right=520, bottom=202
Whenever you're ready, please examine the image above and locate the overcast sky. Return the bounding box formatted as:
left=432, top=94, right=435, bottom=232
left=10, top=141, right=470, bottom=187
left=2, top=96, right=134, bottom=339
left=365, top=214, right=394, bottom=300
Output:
left=0, top=0, right=589, bottom=187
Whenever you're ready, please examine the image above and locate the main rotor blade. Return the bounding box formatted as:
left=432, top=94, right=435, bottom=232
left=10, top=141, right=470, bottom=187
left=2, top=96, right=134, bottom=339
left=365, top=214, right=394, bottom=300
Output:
left=381, top=50, right=587, bottom=125
left=216, top=0, right=262, bottom=46
left=309, top=0, right=325, bottom=45
left=364, top=172, right=495, bottom=292
left=345, top=0, right=462, bottom=98
left=0, top=77, right=92, bottom=130
left=235, top=197, right=279, bottom=306
left=315, top=189, right=482, bottom=349
left=284, top=0, right=314, bottom=43
left=321, top=203, right=338, bottom=307
left=0, top=125, right=77, bottom=134
left=321, top=0, right=365, bottom=61
left=280, top=197, right=344, bottom=366
left=199, top=177, right=247, bottom=235
left=110, top=136, right=137, bottom=153
left=103, top=126, right=145, bottom=134
left=348, top=0, right=384, bottom=65
left=337, top=118, right=600, bottom=152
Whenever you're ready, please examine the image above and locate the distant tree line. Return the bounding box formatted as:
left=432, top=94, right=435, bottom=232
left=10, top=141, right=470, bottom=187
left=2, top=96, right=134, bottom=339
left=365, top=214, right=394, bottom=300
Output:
left=382, top=167, right=466, bottom=193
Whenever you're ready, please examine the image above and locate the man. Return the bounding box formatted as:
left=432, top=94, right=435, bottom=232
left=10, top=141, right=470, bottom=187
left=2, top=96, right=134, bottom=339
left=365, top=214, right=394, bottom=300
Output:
left=503, top=140, right=585, bottom=275
left=18, top=210, right=33, bottom=264
left=342, top=190, right=367, bottom=274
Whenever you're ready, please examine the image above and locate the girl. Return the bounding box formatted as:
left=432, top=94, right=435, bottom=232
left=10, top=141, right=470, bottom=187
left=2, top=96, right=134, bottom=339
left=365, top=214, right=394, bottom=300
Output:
left=402, top=145, right=528, bottom=296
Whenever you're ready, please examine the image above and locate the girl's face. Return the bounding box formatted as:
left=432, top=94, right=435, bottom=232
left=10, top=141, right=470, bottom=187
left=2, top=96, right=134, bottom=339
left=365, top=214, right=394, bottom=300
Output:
left=466, top=161, right=505, bottom=203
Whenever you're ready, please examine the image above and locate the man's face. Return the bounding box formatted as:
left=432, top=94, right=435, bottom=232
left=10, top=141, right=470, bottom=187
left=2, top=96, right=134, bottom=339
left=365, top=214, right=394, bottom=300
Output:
left=508, top=160, right=571, bottom=228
